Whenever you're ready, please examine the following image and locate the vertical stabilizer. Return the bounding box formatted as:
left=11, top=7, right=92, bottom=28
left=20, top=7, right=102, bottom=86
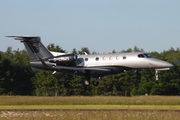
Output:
left=7, top=36, right=53, bottom=61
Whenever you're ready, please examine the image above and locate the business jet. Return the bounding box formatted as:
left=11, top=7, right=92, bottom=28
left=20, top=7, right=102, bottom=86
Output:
left=7, top=36, right=173, bottom=86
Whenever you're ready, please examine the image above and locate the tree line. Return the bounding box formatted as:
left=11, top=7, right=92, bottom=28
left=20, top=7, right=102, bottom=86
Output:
left=0, top=44, right=180, bottom=96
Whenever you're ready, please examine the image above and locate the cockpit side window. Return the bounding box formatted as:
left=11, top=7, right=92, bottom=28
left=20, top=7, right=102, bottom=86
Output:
left=138, top=54, right=145, bottom=58
left=144, top=53, right=153, bottom=58
left=138, top=53, right=153, bottom=58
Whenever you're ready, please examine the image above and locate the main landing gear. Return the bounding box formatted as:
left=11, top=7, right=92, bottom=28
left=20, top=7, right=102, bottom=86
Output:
left=84, top=76, right=91, bottom=86
left=83, top=77, right=101, bottom=86
left=92, top=77, right=101, bottom=86
left=83, top=71, right=101, bottom=86
left=84, top=71, right=91, bottom=86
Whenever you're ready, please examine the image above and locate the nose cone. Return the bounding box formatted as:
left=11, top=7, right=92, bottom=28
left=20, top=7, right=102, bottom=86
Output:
left=149, top=58, right=174, bottom=69
left=160, top=61, right=174, bottom=68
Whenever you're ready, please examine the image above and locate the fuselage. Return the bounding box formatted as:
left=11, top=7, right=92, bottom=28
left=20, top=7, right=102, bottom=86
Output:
left=52, top=52, right=172, bottom=69
left=48, top=51, right=173, bottom=77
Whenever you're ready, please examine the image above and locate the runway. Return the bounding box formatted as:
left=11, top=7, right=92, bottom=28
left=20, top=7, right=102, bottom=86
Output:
left=0, top=109, right=180, bottom=112
left=1, top=109, right=180, bottom=120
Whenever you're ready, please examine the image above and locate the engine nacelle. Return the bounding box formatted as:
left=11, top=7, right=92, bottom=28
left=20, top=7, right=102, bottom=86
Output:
left=49, top=54, right=77, bottom=66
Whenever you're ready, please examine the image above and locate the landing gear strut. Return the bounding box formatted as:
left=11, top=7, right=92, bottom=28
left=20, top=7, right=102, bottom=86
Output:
left=155, top=70, right=158, bottom=80
left=83, top=70, right=91, bottom=86
left=83, top=70, right=101, bottom=86
left=93, top=77, right=101, bottom=86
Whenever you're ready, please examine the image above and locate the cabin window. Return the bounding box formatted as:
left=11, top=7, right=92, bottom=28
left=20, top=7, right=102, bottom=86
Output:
left=109, top=56, right=113, bottom=60
left=116, top=56, right=120, bottom=60
left=95, top=57, right=99, bottom=61
left=123, top=56, right=126, bottom=59
left=85, top=58, right=88, bottom=61
left=103, top=57, right=106, bottom=60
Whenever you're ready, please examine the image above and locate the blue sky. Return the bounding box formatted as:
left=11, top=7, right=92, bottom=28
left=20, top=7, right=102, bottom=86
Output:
left=1, top=0, right=180, bottom=53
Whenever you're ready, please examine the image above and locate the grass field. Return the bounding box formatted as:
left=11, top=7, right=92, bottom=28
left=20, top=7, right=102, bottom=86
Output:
left=0, top=96, right=180, bottom=120
left=0, top=96, right=180, bottom=105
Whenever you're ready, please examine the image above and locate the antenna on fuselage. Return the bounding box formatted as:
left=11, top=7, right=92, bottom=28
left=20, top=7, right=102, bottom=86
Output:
left=84, top=52, right=88, bottom=55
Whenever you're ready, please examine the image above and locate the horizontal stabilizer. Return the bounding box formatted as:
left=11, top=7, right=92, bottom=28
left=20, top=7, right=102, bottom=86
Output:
left=6, top=36, right=39, bottom=37
left=6, top=36, right=40, bottom=42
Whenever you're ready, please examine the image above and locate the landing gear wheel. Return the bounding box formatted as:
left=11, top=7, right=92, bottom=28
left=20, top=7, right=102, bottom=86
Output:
left=92, top=77, right=101, bottom=86
left=83, top=71, right=91, bottom=86
left=84, top=79, right=90, bottom=86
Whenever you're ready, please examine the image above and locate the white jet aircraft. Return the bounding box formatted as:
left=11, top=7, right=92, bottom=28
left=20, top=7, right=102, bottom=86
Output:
left=7, top=36, right=173, bottom=86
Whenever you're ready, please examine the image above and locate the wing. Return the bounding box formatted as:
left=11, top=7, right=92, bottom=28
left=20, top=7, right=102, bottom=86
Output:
left=54, top=66, right=112, bottom=72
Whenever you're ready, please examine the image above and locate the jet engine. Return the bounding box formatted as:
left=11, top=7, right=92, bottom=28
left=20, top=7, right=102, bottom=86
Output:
left=49, top=54, right=77, bottom=66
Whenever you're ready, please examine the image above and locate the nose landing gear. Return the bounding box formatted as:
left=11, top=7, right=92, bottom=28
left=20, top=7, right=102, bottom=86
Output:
left=155, top=68, right=171, bottom=81
left=155, top=70, right=158, bottom=80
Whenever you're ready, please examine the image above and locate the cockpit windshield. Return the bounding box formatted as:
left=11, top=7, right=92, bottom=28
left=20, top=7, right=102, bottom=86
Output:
left=138, top=53, right=153, bottom=58
left=144, top=53, right=152, bottom=58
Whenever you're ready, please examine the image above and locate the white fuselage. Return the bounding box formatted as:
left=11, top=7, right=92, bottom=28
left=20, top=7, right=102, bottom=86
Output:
left=50, top=51, right=173, bottom=73
left=8, top=36, right=174, bottom=86
left=57, top=52, right=172, bottom=69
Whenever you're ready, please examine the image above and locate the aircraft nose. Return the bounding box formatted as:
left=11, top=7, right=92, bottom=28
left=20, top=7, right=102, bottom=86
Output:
left=149, top=59, right=174, bottom=68
left=159, top=61, right=173, bottom=68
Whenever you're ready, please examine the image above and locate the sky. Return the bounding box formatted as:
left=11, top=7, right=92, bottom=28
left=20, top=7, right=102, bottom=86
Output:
left=0, top=0, right=180, bottom=53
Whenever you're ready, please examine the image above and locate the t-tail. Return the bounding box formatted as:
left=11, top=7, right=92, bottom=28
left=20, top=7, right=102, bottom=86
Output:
left=6, top=36, right=53, bottom=61
left=7, top=36, right=54, bottom=71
